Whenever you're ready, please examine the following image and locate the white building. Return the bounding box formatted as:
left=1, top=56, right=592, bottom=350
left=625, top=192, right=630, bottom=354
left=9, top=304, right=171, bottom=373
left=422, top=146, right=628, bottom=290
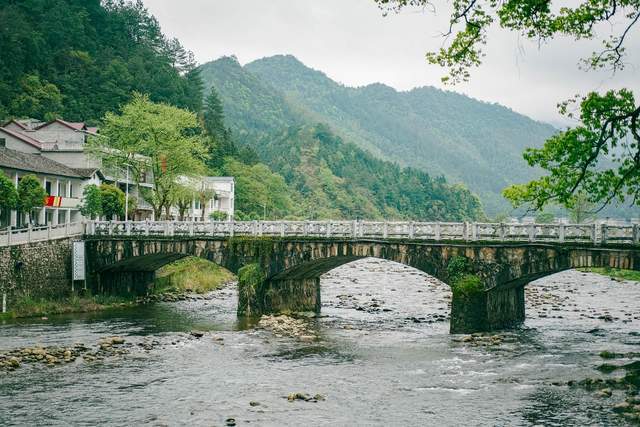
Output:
left=1, top=119, right=154, bottom=221
left=169, top=176, right=235, bottom=221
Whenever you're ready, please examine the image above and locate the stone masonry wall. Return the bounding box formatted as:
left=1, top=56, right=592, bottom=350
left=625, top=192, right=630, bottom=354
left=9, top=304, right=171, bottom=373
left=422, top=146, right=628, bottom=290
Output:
left=0, top=238, right=74, bottom=309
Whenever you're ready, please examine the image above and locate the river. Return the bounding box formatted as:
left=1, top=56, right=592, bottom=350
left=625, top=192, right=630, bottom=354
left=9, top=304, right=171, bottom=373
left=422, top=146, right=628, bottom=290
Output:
left=1, top=258, right=639, bottom=426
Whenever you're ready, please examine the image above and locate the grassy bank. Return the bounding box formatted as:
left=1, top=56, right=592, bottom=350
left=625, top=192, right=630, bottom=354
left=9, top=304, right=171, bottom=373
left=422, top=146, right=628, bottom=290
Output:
left=153, top=257, right=236, bottom=295
left=1, top=258, right=236, bottom=320
left=0, top=294, right=136, bottom=320
left=578, top=267, right=640, bottom=282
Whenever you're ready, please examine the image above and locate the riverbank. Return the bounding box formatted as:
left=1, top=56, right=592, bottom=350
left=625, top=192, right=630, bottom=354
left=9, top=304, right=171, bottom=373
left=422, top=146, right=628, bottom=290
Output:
left=579, top=267, right=640, bottom=282
left=0, top=257, right=236, bottom=320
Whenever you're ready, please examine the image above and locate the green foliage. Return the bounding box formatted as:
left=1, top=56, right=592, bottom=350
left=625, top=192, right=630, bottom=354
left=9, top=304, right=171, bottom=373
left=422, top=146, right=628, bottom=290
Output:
left=17, top=174, right=46, bottom=222
left=0, top=0, right=202, bottom=122
left=376, top=0, right=640, bottom=83
left=447, top=256, right=472, bottom=284
left=222, top=158, right=297, bottom=220
left=154, top=257, right=235, bottom=294
left=200, top=55, right=553, bottom=216
left=504, top=90, right=640, bottom=212
left=80, top=184, right=102, bottom=219
left=0, top=170, right=18, bottom=211
left=9, top=74, right=63, bottom=121
left=451, top=274, right=484, bottom=297
left=99, top=184, right=125, bottom=220
left=92, top=94, right=208, bottom=219
left=579, top=267, right=640, bottom=283
left=209, top=211, right=228, bottom=221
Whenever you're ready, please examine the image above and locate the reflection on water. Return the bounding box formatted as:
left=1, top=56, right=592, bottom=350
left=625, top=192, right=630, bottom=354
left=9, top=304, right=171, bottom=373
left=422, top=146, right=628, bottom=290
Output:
left=0, top=258, right=638, bottom=426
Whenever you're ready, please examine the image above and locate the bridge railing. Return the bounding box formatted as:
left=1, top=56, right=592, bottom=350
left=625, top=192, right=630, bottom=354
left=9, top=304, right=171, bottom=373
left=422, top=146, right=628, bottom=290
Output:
left=0, top=222, right=84, bottom=247
left=85, top=220, right=640, bottom=245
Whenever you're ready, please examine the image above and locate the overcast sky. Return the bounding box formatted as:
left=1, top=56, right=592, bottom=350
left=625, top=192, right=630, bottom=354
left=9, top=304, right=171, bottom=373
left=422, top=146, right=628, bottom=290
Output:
left=143, top=0, right=639, bottom=125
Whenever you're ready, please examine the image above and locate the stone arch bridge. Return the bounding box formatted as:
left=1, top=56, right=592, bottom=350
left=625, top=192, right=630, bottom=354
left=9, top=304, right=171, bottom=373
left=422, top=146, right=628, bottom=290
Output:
left=85, top=220, right=640, bottom=333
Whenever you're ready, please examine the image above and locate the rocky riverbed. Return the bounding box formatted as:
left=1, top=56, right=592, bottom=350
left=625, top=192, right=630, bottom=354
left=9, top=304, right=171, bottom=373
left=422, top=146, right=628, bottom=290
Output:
left=1, top=259, right=639, bottom=426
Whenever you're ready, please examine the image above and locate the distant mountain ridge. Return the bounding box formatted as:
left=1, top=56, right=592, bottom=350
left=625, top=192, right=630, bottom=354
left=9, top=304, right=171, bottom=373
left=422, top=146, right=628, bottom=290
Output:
left=243, top=55, right=558, bottom=215
left=198, top=56, right=483, bottom=221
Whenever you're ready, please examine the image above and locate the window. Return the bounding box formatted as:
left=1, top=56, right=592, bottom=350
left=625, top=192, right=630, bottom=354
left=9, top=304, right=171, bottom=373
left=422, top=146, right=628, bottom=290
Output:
left=45, top=181, right=52, bottom=195
left=195, top=200, right=201, bottom=210
left=0, top=138, right=5, bottom=147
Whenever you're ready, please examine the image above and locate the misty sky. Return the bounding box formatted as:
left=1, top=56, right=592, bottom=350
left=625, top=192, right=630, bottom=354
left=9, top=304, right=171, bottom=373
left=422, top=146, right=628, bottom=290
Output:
left=143, top=0, right=639, bottom=125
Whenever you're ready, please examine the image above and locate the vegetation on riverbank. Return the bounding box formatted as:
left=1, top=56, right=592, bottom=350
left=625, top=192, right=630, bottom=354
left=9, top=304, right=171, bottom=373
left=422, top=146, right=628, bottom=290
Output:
left=0, top=258, right=236, bottom=320
left=0, top=294, right=136, bottom=320
left=579, top=267, right=640, bottom=283
left=154, top=257, right=236, bottom=295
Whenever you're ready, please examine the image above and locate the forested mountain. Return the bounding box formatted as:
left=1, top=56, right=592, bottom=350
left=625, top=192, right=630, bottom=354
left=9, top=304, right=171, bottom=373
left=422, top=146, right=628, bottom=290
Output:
left=0, top=0, right=203, bottom=123
left=199, top=57, right=483, bottom=221
left=243, top=55, right=558, bottom=215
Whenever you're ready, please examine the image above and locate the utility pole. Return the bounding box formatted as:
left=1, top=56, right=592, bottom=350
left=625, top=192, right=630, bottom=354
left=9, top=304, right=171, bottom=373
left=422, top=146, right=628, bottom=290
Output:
left=124, top=163, right=130, bottom=222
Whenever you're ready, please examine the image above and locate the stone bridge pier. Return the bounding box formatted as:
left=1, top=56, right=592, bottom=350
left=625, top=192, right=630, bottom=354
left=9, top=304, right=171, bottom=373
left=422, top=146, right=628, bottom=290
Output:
left=85, top=236, right=640, bottom=334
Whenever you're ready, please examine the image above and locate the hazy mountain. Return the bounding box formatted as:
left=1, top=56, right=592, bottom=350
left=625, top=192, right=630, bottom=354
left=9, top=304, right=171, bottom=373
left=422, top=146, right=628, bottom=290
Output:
left=198, top=57, right=483, bottom=221
left=243, top=55, right=558, bottom=216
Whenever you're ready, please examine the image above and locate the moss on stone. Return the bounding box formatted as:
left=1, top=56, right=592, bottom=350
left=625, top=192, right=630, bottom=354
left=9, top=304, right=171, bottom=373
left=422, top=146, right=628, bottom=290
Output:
left=237, top=263, right=266, bottom=317
left=451, top=274, right=484, bottom=297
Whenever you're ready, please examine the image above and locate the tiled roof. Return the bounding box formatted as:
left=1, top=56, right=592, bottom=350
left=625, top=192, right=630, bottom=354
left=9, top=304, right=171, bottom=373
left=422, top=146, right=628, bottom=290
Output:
left=0, top=127, right=43, bottom=149
left=73, top=168, right=100, bottom=178
left=0, top=147, right=83, bottom=178
left=35, top=119, right=87, bottom=131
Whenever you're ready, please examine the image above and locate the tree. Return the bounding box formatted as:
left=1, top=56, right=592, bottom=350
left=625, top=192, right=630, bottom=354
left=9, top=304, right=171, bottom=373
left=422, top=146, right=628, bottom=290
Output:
left=0, top=171, right=18, bottom=225
left=567, top=192, right=597, bottom=224
left=376, top=0, right=640, bottom=213
left=17, top=175, right=46, bottom=225
left=80, top=184, right=103, bottom=219
left=9, top=74, right=63, bottom=121
left=203, top=87, right=237, bottom=170
left=91, top=94, right=208, bottom=219
left=99, top=184, right=125, bottom=220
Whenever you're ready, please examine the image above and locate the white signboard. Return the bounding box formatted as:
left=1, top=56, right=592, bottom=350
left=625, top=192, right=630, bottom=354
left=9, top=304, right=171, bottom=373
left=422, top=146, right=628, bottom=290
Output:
left=72, top=240, right=86, bottom=281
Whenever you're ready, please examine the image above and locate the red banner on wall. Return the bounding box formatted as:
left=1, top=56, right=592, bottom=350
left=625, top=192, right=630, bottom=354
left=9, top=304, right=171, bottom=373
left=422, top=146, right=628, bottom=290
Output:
left=44, top=196, right=62, bottom=207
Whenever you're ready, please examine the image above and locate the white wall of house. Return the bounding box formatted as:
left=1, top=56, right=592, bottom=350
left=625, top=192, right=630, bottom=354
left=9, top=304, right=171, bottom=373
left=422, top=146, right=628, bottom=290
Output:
left=0, top=131, right=41, bottom=153
left=33, top=122, right=86, bottom=150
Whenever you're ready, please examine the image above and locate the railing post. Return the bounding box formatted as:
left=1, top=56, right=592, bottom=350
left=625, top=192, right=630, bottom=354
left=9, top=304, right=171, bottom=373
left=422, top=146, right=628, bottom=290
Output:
left=558, top=223, right=565, bottom=243
left=472, top=223, right=478, bottom=241
left=170, top=221, right=175, bottom=237
left=108, top=221, right=113, bottom=236
left=591, top=223, right=597, bottom=244
left=258, top=221, right=263, bottom=236
left=47, top=225, right=52, bottom=240
left=126, top=221, right=131, bottom=236
left=352, top=220, right=357, bottom=239
left=326, top=221, right=332, bottom=238
left=229, top=221, right=234, bottom=237
left=91, top=221, right=96, bottom=235
left=528, top=223, right=535, bottom=242
left=189, top=221, right=194, bottom=236
left=383, top=221, right=388, bottom=239
left=27, top=223, right=32, bottom=243
left=65, top=221, right=70, bottom=237
left=252, top=221, right=257, bottom=236
left=434, top=222, right=441, bottom=241
left=409, top=221, right=415, bottom=239
left=145, top=220, right=150, bottom=236
left=304, top=221, right=309, bottom=237
left=280, top=221, right=285, bottom=237
left=7, top=226, right=11, bottom=245
left=499, top=223, right=506, bottom=240
left=462, top=222, right=468, bottom=241
left=601, top=224, right=608, bottom=245
left=633, top=224, right=639, bottom=245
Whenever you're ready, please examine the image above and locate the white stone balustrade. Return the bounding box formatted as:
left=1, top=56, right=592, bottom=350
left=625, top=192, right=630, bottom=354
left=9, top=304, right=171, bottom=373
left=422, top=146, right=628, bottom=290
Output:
left=84, top=220, right=640, bottom=246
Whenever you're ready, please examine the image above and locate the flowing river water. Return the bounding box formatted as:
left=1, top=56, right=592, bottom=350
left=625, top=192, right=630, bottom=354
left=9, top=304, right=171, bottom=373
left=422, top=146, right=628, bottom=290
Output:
left=1, top=258, right=639, bottom=426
